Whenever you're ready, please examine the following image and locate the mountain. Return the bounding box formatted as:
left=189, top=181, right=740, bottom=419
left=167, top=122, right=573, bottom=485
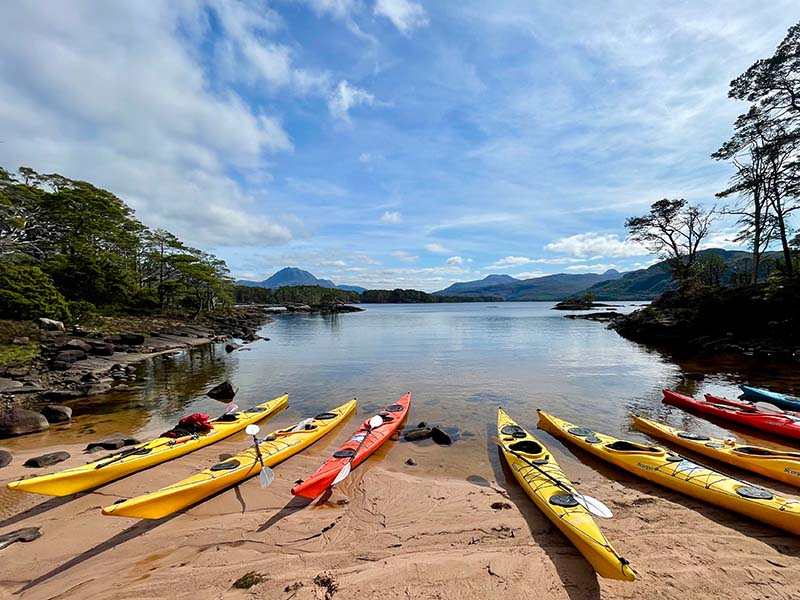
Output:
left=433, top=270, right=622, bottom=301
left=336, top=284, right=368, bottom=293
left=237, top=267, right=352, bottom=290
left=577, top=249, right=782, bottom=300
left=434, top=274, right=519, bottom=296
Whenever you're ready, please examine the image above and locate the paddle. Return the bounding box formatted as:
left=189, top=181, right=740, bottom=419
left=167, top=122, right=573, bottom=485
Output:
left=94, top=404, right=239, bottom=470
left=490, top=436, right=613, bottom=518
left=245, top=424, right=275, bottom=488
left=331, top=415, right=384, bottom=486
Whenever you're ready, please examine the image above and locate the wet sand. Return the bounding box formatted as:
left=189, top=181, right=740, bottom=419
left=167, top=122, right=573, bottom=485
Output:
left=2, top=413, right=800, bottom=600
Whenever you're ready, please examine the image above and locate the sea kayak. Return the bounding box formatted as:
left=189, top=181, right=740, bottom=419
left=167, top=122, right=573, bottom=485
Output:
left=102, top=399, right=356, bottom=519
left=497, top=408, right=635, bottom=581
left=7, top=394, right=289, bottom=497
left=741, top=385, right=800, bottom=412
left=537, top=410, right=800, bottom=536
left=663, top=390, right=800, bottom=441
left=632, top=415, right=800, bottom=487
left=291, top=393, right=411, bottom=499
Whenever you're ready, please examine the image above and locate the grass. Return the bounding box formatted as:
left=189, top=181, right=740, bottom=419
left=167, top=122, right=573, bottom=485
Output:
left=0, top=320, right=41, bottom=367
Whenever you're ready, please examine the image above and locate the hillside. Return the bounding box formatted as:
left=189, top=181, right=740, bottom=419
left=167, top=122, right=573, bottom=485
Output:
left=236, top=267, right=365, bottom=292
left=434, top=270, right=621, bottom=301
left=435, top=274, right=519, bottom=296
left=579, top=249, right=782, bottom=300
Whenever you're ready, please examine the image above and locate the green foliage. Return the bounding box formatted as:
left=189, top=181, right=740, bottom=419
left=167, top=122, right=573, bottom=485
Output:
left=581, top=291, right=596, bottom=304
left=235, top=285, right=359, bottom=305
left=693, top=253, right=728, bottom=287
left=0, top=265, right=70, bottom=321
left=0, top=165, right=234, bottom=318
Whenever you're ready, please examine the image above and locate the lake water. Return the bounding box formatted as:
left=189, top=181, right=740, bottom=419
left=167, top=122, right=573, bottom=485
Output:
left=6, top=302, right=800, bottom=463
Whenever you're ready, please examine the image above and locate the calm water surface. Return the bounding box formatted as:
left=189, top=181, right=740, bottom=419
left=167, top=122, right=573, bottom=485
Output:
left=6, top=302, right=800, bottom=458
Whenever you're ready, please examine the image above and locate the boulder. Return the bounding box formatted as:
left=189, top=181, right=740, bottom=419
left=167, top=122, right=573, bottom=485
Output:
left=86, top=340, right=115, bottom=356
left=431, top=426, right=453, bottom=446
left=53, top=349, right=86, bottom=364
left=225, top=343, right=241, bottom=353
left=63, top=339, right=92, bottom=353
left=104, top=335, right=123, bottom=344
left=24, top=451, right=70, bottom=468
left=12, top=337, right=30, bottom=346
left=41, top=405, right=72, bottom=424
left=0, top=378, right=23, bottom=394
left=207, top=381, right=238, bottom=400
left=11, top=382, right=47, bottom=394
left=43, top=389, right=85, bottom=400
left=85, top=434, right=140, bottom=452
left=403, top=428, right=432, bottom=442
left=49, top=361, right=70, bottom=372
left=38, top=318, right=65, bottom=331
left=120, top=333, right=145, bottom=345
left=0, top=449, right=11, bottom=468
left=0, top=408, right=49, bottom=437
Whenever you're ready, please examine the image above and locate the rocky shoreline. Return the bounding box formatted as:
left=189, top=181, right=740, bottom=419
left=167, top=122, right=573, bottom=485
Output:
left=0, top=308, right=274, bottom=436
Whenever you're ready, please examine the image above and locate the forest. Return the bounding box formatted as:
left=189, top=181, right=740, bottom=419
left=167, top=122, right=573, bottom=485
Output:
left=0, top=166, right=234, bottom=323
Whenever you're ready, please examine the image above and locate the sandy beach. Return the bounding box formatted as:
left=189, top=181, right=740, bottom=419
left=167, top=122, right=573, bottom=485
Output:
left=2, top=412, right=800, bottom=600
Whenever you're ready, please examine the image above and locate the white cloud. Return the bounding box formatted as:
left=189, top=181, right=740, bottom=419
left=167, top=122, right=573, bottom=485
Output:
left=545, top=233, right=648, bottom=258
left=491, top=256, right=535, bottom=267
left=0, top=1, right=298, bottom=249
left=374, top=0, right=429, bottom=36
left=425, top=242, right=450, bottom=253
left=446, top=255, right=463, bottom=266
left=286, top=177, right=347, bottom=197
left=513, top=271, right=548, bottom=280
left=318, top=259, right=348, bottom=267
left=565, top=263, right=619, bottom=273
left=391, top=250, right=418, bottom=262
left=380, top=210, right=403, bottom=224
left=328, top=80, right=375, bottom=123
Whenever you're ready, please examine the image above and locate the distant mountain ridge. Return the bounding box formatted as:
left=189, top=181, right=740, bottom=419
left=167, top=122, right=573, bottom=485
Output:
left=434, top=270, right=622, bottom=301
left=236, top=267, right=367, bottom=293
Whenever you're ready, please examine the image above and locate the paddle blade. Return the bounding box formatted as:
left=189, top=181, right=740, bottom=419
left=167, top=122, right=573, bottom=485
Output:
left=259, top=467, right=275, bottom=489
left=245, top=424, right=260, bottom=436
left=368, top=415, right=383, bottom=429
left=223, top=403, right=238, bottom=415
left=332, top=462, right=352, bottom=485
left=574, top=493, right=613, bottom=518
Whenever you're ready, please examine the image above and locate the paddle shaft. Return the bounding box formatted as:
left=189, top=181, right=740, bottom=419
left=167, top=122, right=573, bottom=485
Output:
left=335, top=418, right=382, bottom=480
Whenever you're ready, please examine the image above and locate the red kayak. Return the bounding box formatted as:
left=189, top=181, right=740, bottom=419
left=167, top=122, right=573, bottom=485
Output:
left=704, top=393, right=799, bottom=416
left=291, top=393, right=411, bottom=499
left=663, top=390, right=800, bottom=441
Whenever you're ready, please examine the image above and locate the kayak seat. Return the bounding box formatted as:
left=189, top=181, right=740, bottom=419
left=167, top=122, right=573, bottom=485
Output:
left=333, top=448, right=357, bottom=459
left=215, top=413, right=239, bottom=422
left=315, top=412, right=338, bottom=420
left=606, top=441, right=661, bottom=453
left=509, top=440, right=544, bottom=456
left=677, top=431, right=710, bottom=441
left=379, top=413, right=395, bottom=422
left=385, top=403, right=405, bottom=412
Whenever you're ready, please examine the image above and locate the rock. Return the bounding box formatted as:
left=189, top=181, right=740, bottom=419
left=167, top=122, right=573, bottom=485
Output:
left=49, top=361, right=70, bottom=371
left=0, top=449, right=11, bottom=468
left=110, top=363, right=124, bottom=372
left=41, top=405, right=72, bottom=424
left=403, top=428, right=432, bottom=442
left=405, top=457, right=417, bottom=466
left=85, top=434, right=140, bottom=452
left=63, top=339, right=92, bottom=353
left=120, top=333, right=145, bottom=345
left=0, top=378, right=23, bottom=394
left=53, top=349, right=86, bottom=364
left=225, top=343, right=241, bottom=353
left=24, top=451, right=70, bottom=468
left=0, top=408, right=49, bottom=437
left=207, top=381, right=238, bottom=400
left=38, top=318, right=65, bottom=331
left=80, top=372, right=99, bottom=382
left=12, top=337, right=30, bottom=346
left=125, top=365, right=136, bottom=374
left=82, top=383, right=112, bottom=397
left=10, top=382, right=47, bottom=394
left=491, top=502, right=512, bottom=510
left=87, top=340, right=115, bottom=356
left=104, top=335, right=122, bottom=344
left=0, top=527, right=41, bottom=550
left=431, top=426, right=453, bottom=446
left=417, top=421, right=427, bottom=428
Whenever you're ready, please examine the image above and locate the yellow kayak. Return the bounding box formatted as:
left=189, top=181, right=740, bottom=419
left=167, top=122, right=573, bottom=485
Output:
left=102, top=399, right=356, bottom=519
left=538, top=410, right=800, bottom=536
left=632, top=414, right=800, bottom=488
left=497, top=408, right=635, bottom=581
left=7, top=394, right=288, bottom=497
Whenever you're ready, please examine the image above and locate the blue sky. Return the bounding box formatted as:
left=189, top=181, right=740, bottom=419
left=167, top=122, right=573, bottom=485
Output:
left=1, top=1, right=797, bottom=290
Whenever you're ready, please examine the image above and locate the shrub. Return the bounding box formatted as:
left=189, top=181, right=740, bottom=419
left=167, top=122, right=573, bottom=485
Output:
left=0, top=264, right=70, bottom=321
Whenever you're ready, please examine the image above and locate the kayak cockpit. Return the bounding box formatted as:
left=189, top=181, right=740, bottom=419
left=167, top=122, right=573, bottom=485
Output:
left=604, top=440, right=663, bottom=455
left=733, top=446, right=800, bottom=459
left=508, top=440, right=545, bottom=458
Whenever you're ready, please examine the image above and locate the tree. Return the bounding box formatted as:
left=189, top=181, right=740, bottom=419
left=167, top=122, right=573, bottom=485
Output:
left=625, top=199, right=715, bottom=286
